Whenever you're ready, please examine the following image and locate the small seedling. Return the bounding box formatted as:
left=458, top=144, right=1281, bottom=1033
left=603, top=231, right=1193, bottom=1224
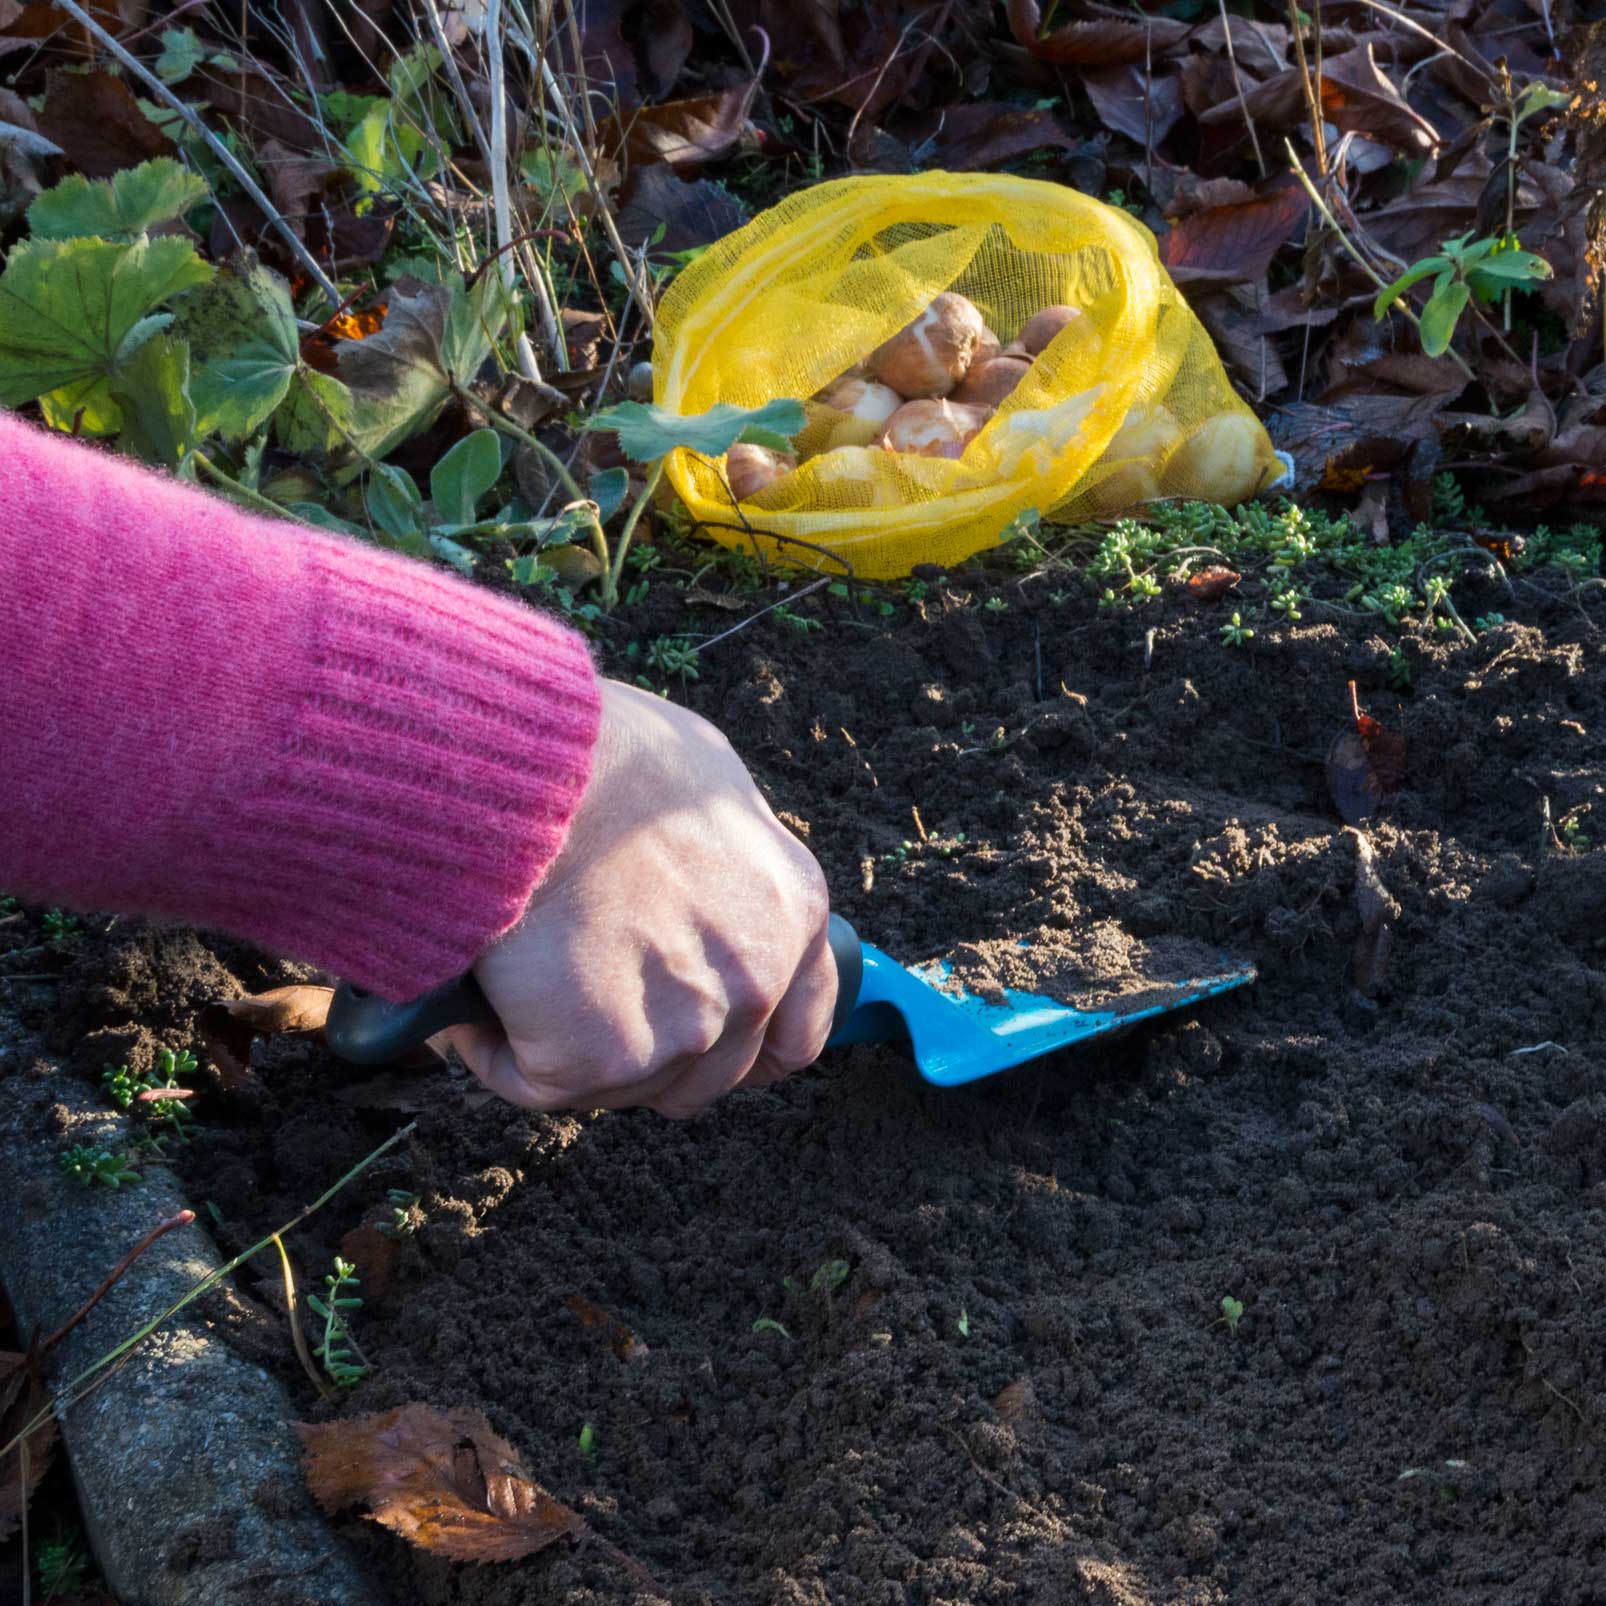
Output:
left=307, top=1256, right=369, bottom=1388
left=59, top=1145, right=141, bottom=1188
left=1558, top=809, right=1591, bottom=854
left=1217, top=1295, right=1244, bottom=1334
left=1270, top=587, right=1303, bottom=621
left=957, top=1309, right=970, bottom=1339
left=577, top=1422, right=596, bottom=1457
left=41, top=908, right=80, bottom=944
left=36, top=1530, right=90, bottom=1597
left=1374, top=232, right=1551, bottom=357
left=1387, top=647, right=1413, bottom=692
left=808, top=1259, right=851, bottom=1297
left=1219, top=612, right=1255, bottom=648
left=644, top=635, right=701, bottom=680
left=752, top=1317, right=792, bottom=1340
left=381, top=1188, right=421, bottom=1237
left=1473, top=612, right=1506, bottom=632
left=983, top=595, right=1010, bottom=612
left=772, top=604, right=822, bottom=633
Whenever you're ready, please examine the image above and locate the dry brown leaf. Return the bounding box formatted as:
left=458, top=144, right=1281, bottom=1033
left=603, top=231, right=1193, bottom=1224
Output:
left=339, top=1225, right=401, bottom=1300
left=1326, top=681, right=1405, bottom=826
left=563, top=1294, right=650, bottom=1364
left=36, top=66, right=175, bottom=177
left=199, top=984, right=334, bottom=1092
left=1184, top=566, right=1241, bottom=602
left=1081, top=66, right=1186, bottom=146
left=298, top=1403, right=584, bottom=1563
left=911, top=102, right=1083, bottom=171
left=1160, top=184, right=1308, bottom=288
left=991, top=1377, right=1039, bottom=1426
left=1349, top=830, right=1399, bottom=997
left=1007, top=0, right=1189, bottom=65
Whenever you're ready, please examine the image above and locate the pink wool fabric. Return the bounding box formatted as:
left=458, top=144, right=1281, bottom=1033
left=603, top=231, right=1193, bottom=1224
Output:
left=0, top=411, right=601, bottom=999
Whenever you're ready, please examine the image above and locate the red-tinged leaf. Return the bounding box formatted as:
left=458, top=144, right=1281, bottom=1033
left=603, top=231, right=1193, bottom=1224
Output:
left=991, top=1377, right=1040, bottom=1426
left=563, top=1294, right=650, bottom=1364
left=910, top=103, right=1081, bottom=171
left=35, top=68, right=176, bottom=178
left=1160, top=185, right=1308, bottom=288
left=1316, top=46, right=1443, bottom=154
left=1185, top=566, right=1241, bottom=602
left=1006, top=0, right=1189, bottom=65
left=1326, top=681, right=1405, bottom=824
left=297, top=1403, right=585, bottom=1564
left=1081, top=65, right=1186, bottom=146
left=1350, top=830, right=1399, bottom=997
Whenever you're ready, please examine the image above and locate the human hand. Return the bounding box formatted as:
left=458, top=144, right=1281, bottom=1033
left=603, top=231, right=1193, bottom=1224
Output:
left=445, top=679, right=836, bottom=1117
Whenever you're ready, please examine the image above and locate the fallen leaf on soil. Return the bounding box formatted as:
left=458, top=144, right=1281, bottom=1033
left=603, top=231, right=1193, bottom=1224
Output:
left=198, top=984, right=334, bottom=1092
left=1185, top=566, right=1241, bottom=601
left=1326, top=681, right=1405, bottom=825
left=1006, top=0, right=1189, bottom=64
left=1160, top=185, right=1308, bottom=288
left=340, top=1225, right=400, bottom=1300
left=36, top=67, right=175, bottom=178
left=563, top=1294, right=649, bottom=1363
left=910, top=102, right=1082, bottom=170
left=1349, top=830, right=1399, bottom=997
left=298, top=1403, right=584, bottom=1563
left=991, top=1377, right=1039, bottom=1426
left=613, top=163, right=750, bottom=254
left=1081, top=65, right=1185, bottom=146
left=605, top=81, right=758, bottom=174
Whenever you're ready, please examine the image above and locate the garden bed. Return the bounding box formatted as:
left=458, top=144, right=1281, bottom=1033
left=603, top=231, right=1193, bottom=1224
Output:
left=9, top=544, right=1606, bottom=1605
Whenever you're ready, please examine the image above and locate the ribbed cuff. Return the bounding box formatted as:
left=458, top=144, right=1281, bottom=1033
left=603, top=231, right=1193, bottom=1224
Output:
left=192, top=545, right=602, bottom=1000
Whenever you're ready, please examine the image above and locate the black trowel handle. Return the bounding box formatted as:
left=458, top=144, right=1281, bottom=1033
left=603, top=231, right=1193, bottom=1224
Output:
left=326, top=913, right=865, bottom=1067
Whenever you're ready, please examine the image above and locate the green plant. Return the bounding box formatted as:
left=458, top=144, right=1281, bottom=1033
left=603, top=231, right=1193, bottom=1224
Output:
left=1473, top=612, right=1506, bottom=632
left=1373, top=233, right=1551, bottom=357
left=1558, top=808, right=1592, bottom=854
left=307, top=1256, right=369, bottom=1388
left=1219, top=612, right=1255, bottom=648
left=59, top=1145, right=141, bottom=1188
left=957, top=1309, right=970, bottom=1338
left=644, top=635, right=701, bottom=681
left=41, top=908, right=80, bottom=944
left=577, top=1422, right=596, bottom=1457
left=1387, top=647, right=1413, bottom=692
left=904, top=578, right=930, bottom=604
left=752, top=1317, right=792, bottom=1340
left=381, top=1189, right=421, bottom=1237
left=1270, top=587, right=1304, bottom=621
left=1217, top=1295, right=1244, bottom=1334
left=36, top=1529, right=91, bottom=1597
left=773, top=604, right=823, bottom=633
left=983, top=595, right=1009, bottom=613
left=808, top=1259, right=851, bottom=1296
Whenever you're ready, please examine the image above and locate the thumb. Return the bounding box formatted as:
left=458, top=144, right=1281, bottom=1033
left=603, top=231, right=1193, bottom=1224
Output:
left=443, top=1022, right=564, bottom=1110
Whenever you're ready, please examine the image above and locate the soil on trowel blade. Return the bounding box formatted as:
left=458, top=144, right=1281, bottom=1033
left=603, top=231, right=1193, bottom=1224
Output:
left=11, top=570, right=1606, bottom=1606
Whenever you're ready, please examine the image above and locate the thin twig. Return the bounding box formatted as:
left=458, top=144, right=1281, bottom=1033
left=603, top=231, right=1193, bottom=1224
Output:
left=38, top=1211, right=196, bottom=1359
left=50, top=0, right=340, bottom=309
left=1286, top=0, right=1327, bottom=176
left=1219, top=0, right=1267, bottom=179
left=1285, top=142, right=1476, bottom=380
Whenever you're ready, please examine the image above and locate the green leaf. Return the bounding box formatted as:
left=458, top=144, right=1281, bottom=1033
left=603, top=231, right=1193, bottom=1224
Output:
left=430, top=428, right=502, bottom=526
left=1372, top=257, right=1448, bottom=321
left=1466, top=250, right=1553, bottom=292
left=155, top=26, right=205, bottom=83
left=28, top=157, right=210, bottom=242
left=109, top=333, right=198, bottom=468
left=588, top=466, right=630, bottom=523
left=338, top=272, right=511, bottom=460
left=274, top=367, right=358, bottom=456
left=428, top=532, right=476, bottom=574
left=284, top=501, right=361, bottom=535
left=1419, top=279, right=1470, bottom=356
left=0, top=235, right=213, bottom=433
left=583, top=398, right=807, bottom=463
left=174, top=259, right=301, bottom=439
left=343, top=102, right=427, bottom=207
left=366, top=463, right=424, bottom=541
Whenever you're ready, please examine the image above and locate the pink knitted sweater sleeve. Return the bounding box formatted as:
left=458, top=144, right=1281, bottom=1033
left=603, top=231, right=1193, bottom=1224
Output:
left=0, top=411, right=602, bottom=1000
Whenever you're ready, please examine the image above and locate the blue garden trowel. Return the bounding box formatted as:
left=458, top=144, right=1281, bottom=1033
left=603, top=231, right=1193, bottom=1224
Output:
left=325, top=915, right=1255, bottom=1087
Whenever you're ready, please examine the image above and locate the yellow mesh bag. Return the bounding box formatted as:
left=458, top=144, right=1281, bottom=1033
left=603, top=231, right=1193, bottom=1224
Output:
left=651, top=171, right=1284, bottom=580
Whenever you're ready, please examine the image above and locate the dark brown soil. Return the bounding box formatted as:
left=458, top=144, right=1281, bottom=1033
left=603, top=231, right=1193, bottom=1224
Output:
left=9, top=564, right=1606, bottom=1605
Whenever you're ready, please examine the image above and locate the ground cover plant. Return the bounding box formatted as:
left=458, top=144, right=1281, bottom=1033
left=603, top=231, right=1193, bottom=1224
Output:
left=1, top=0, right=1603, bottom=1601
